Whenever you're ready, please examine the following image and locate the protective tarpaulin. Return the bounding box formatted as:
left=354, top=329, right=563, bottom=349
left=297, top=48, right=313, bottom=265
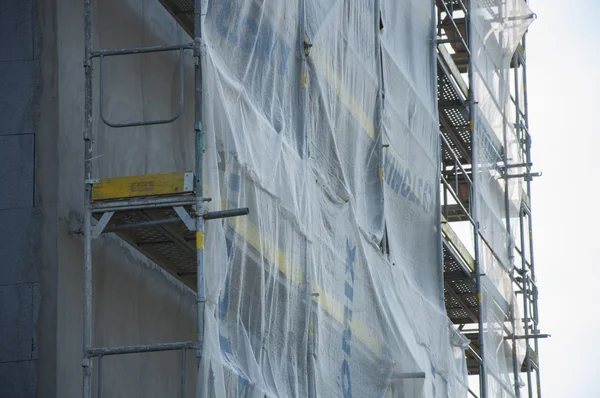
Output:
left=470, top=0, right=534, bottom=395
left=87, top=0, right=473, bottom=395
left=194, top=0, right=466, bottom=396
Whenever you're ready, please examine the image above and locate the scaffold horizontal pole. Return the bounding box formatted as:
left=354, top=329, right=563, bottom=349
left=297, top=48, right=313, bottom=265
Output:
left=87, top=342, right=196, bottom=358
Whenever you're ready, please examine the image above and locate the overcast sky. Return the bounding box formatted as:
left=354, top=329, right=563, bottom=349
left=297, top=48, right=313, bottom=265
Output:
left=528, top=0, right=600, bottom=396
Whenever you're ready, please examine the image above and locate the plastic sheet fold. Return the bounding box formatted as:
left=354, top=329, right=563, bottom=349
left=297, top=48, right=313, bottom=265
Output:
left=470, top=0, right=534, bottom=395
left=198, top=0, right=467, bottom=396
left=90, top=0, right=534, bottom=395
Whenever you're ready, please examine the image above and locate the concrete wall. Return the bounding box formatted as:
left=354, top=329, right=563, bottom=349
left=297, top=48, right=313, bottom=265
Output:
left=2, top=0, right=201, bottom=396
left=54, top=0, right=200, bottom=396
left=0, top=0, right=42, bottom=395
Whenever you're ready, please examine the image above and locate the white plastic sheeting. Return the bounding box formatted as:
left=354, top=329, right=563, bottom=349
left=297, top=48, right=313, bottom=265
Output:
left=84, top=0, right=534, bottom=395
left=194, top=0, right=467, bottom=396
left=471, top=0, right=534, bottom=396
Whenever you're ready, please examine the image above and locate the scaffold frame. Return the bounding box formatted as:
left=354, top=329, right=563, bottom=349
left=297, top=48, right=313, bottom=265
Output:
left=81, top=1, right=248, bottom=397
left=435, top=0, right=543, bottom=396
left=79, top=0, right=543, bottom=396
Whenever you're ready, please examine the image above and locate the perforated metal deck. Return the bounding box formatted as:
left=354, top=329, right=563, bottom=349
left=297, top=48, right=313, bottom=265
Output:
left=91, top=196, right=198, bottom=288
left=159, top=0, right=195, bottom=35
left=443, top=244, right=478, bottom=324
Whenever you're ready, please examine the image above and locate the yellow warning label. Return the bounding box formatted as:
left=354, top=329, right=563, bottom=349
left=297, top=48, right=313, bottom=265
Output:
left=301, top=72, right=307, bottom=88
left=379, top=167, right=384, bottom=181
left=470, top=120, right=475, bottom=131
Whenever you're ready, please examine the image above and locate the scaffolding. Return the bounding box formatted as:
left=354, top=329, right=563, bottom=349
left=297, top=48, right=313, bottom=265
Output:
left=81, top=0, right=249, bottom=397
left=435, top=0, right=543, bottom=397
left=79, top=0, right=542, bottom=397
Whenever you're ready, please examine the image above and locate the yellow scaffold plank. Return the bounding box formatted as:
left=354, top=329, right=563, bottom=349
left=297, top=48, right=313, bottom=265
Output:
left=92, top=172, right=194, bottom=201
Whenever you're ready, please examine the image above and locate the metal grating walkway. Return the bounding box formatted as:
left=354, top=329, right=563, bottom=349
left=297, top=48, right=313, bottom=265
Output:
left=91, top=196, right=198, bottom=288
left=159, top=0, right=195, bottom=36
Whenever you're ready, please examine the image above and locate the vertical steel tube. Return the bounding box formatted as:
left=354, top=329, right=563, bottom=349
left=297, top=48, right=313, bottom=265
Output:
left=306, top=245, right=317, bottom=398
left=97, top=355, right=103, bottom=398
left=307, top=325, right=317, bottom=398
left=181, top=348, right=187, bottom=398
left=526, top=207, right=542, bottom=398
left=514, top=49, right=530, bottom=398
left=443, top=183, right=448, bottom=220
left=299, top=1, right=317, bottom=397
left=194, top=1, right=205, bottom=397
left=528, top=234, right=541, bottom=398
left=454, top=161, right=458, bottom=198
left=374, top=0, right=386, bottom=255
left=521, top=26, right=542, bottom=398
left=83, top=210, right=93, bottom=398
left=83, top=0, right=94, bottom=397
left=466, top=0, right=488, bottom=395
left=299, top=0, right=309, bottom=159
left=520, top=207, right=533, bottom=398
left=521, top=38, right=531, bottom=184
left=506, top=52, right=521, bottom=398
left=434, top=0, right=445, bottom=306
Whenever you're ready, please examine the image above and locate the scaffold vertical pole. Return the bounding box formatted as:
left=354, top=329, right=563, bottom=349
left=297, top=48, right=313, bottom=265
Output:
left=513, top=46, right=534, bottom=398
left=521, top=25, right=542, bottom=397
left=298, top=2, right=318, bottom=396
left=194, top=0, right=206, bottom=396
left=505, top=50, right=522, bottom=398
left=83, top=0, right=94, bottom=396
left=373, top=0, right=385, bottom=255
left=466, top=0, right=488, bottom=395
left=520, top=205, right=533, bottom=398
left=433, top=0, right=445, bottom=307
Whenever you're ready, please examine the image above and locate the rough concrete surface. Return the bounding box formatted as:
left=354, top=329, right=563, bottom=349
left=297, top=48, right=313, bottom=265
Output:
left=0, top=134, right=35, bottom=210
left=0, top=209, right=39, bottom=286
left=0, top=62, right=37, bottom=136
left=0, top=0, right=34, bottom=62
left=54, top=0, right=199, bottom=396
left=35, top=0, right=59, bottom=394
left=2, top=0, right=202, bottom=395
left=0, top=0, right=40, bottom=396
left=0, top=283, right=38, bottom=363
left=0, top=360, right=37, bottom=397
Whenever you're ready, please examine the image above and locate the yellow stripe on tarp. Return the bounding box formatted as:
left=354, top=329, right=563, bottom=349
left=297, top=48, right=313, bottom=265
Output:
left=312, top=282, right=381, bottom=356
left=311, top=47, right=376, bottom=140
left=214, top=194, right=381, bottom=355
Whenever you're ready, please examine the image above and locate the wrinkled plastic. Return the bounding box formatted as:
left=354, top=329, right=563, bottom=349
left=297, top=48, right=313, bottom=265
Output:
left=471, top=0, right=534, bottom=395
left=88, top=0, right=534, bottom=395
left=195, top=0, right=464, bottom=396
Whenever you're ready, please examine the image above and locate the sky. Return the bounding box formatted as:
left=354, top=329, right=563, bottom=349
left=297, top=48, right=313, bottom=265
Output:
left=527, top=0, right=600, bottom=396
